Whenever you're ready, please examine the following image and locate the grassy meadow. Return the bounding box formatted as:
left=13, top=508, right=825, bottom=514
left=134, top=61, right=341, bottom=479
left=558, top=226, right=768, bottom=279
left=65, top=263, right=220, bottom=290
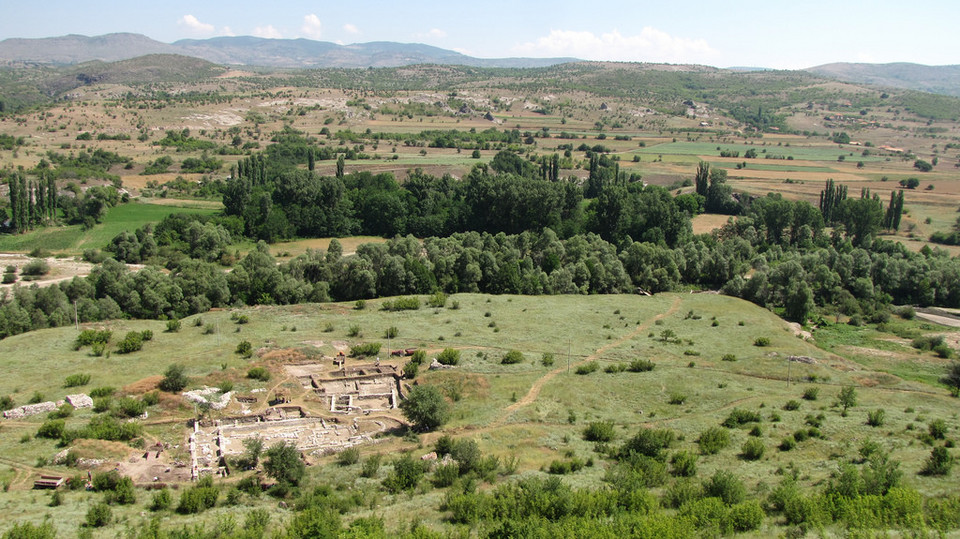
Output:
left=0, top=292, right=957, bottom=535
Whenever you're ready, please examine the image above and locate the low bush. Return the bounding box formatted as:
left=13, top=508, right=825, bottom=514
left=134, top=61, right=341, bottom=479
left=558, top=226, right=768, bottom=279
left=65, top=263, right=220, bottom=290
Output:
left=350, top=342, right=381, bottom=357
left=920, top=447, right=954, bottom=476
left=783, top=400, right=802, bottom=411
left=64, top=373, right=91, bottom=387
left=802, top=387, right=820, bottom=401
left=721, top=354, right=737, bottom=362
left=575, top=361, right=599, bottom=375
left=753, top=337, right=771, bottom=347
left=704, top=470, right=746, bottom=505
left=670, top=450, right=698, bottom=477
left=627, top=359, right=655, bottom=372
left=722, top=409, right=762, bottom=428
left=436, top=348, right=460, bottom=365
left=247, top=367, right=271, bottom=382
left=381, top=297, right=420, bottom=311
left=583, top=421, right=615, bottom=442
left=867, top=409, right=886, bottom=427
left=500, top=350, right=524, bottom=364
left=698, top=427, right=730, bottom=455
left=116, top=331, right=144, bottom=354
left=779, top=437, right=797, bottom=451
left=336, top=447, right=360, bottom=466
left=741, top=439, right=765, bottom=460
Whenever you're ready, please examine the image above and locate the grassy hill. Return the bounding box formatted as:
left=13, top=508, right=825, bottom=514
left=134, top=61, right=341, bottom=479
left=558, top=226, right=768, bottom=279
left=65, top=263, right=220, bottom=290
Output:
left=0, top=292, right=957, bottom=536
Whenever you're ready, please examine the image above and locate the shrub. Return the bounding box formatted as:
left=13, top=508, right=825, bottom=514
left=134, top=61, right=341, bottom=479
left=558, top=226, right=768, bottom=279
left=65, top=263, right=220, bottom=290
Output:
left=92, top=397, right=112, bottom=413
left=668, top=392, right=687, bottom=405
left=383, top=326, right=399, bottom=339
left=403, top=360, right=418, bottom=379
left=753, top=337, right=771, bottom=347
left=620, top=428, right=676, bottom=460
left=722, top=409, right=762, bottom=428
left=575, top=361, right=599, bottom=375
left=361, top=454, right=381, bottom=478
left=350, top=342, right=381, bottom=357
left=698, top=426, right=731, bottom=455
left=166, top=319, right=181, bottom=332
left=176, top=477, right=220, bottom=514
left=347, top=324, right=362, bottom=337
left=247, top=367, right=271, bottom=382
left=382, top=453, right=424, bottom=493
left=541, top=352, right=555, bottom=366
left=427, top=291, right=448, bottom=308
left=802, top=387, right=820, bottom=401
left=75, top=329, right=111, bottom=347
left=704, top=470, right=746, bottom=505
left=867, top=409, right=886, bottom=427
left=721, top=354, right=737, bottom=362
left=920, top=447, right=953, bottom=476
left=142, top=391, right=160, bottom=406
left=436, top=348, right=460, bottom=365
left=36, top=419, right=65, bottom=439
left=583, top=421, right=615, bottom=442
left=89, top=386, right=115, bottom=398
left=500, top=350, right=524, bottom=364
left=21, top=259, right=50, bottom=276
left=671, top=450, right=698, bottom=477
left=627, top=359, right=655, bottom=372
left=741, top=439, right=765, bottom=460
left=64, top=373, right=91, bottom=387
left=337, top=447, right=360, bottom=466
left=150, top=488, right=172, bottom=511
left=86, top=502, right=112, bottom=527
left=929, top=419, right=948, bottom=439
left=235, top=340, right=253, bottom=357
left=159, top=364, right=189, bottom=392
left=0, top=395, right=14, bottom=411
left=783, top=400, right=802, bottom=411
left=431, top=462, right=460, bottom=487
left=729, top=500, right=764, bottom=532
left=115, top=397, right=146, bottom=418
left=779, top=437, right=797, bottom=451
left=381, top=297, right=420, bottom=311
left=116, top=331, right=144, bottom=354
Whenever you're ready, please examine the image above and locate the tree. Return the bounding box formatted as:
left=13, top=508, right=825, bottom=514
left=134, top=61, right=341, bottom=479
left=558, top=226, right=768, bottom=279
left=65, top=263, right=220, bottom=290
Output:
left=838, top=386, right=857, bottom=416
left=399, top=385, right=450, bottom=432
left=264, top=442, right=306, bottom=486
left=336, top=154, right=345, bottom=179
left=158, top=364, right=189, bottom=392
left=914, top=159, right=933, bottom=172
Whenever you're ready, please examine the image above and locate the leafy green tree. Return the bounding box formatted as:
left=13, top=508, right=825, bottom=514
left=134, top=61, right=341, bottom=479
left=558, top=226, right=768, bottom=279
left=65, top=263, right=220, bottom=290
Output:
left=838, top=386, right=857, bottom=416
left=264, top=442, right=306, bottom=486
left=399, top=385, right=450, bottom=432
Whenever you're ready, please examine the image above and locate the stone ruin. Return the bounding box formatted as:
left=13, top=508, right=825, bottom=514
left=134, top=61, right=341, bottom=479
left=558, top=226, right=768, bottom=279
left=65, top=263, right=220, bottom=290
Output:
left=189, top=406, right=397, bottom=479
left=290, top=363, right=403, bottom=415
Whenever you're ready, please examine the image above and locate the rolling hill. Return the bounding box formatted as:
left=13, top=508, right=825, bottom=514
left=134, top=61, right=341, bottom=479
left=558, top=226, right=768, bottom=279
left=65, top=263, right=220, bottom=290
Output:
left=807, top=62, right=960, bottom=97
left=0, top=33, right=576, bottom=69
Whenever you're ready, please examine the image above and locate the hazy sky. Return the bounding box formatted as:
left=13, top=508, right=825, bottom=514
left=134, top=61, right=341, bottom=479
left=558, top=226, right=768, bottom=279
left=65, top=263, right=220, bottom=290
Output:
left=4, top=0, right=957, bottom=69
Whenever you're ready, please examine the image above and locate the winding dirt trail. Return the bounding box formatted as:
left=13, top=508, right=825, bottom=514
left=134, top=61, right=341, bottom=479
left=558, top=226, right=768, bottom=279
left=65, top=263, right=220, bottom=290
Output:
left=490, top=295, right=683, bottom=427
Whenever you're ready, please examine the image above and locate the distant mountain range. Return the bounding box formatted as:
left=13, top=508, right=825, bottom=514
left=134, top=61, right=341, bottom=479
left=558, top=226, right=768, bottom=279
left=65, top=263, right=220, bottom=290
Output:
left=806, top=62, right=960, bottom=97
left=0, top=33, right=576, bottom=69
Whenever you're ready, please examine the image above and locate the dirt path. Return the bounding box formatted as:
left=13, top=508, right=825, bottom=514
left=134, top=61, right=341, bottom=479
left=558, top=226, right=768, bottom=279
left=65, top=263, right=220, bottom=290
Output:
left=490, top=295, right=683, bottom=427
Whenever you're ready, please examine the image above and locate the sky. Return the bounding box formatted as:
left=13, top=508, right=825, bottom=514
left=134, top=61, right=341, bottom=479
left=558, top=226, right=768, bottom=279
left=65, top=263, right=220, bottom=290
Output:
left=3, top=0, right=957, bottom=69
